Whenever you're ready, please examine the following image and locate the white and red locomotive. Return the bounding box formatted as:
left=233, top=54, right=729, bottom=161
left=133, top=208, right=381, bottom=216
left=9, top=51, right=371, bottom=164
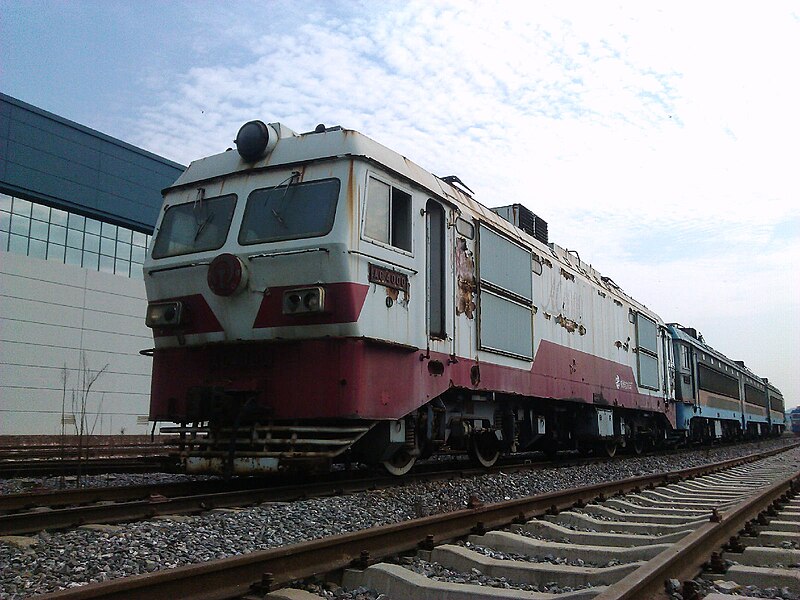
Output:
left=144, top=120, right=679, bottom=475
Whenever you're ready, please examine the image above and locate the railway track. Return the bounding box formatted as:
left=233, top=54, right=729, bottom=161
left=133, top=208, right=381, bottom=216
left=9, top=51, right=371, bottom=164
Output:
left=0, top=451, right=645, bottom=535
left=0, top=441, right=178, bottom=478
left=0, top=456, right=178, bottom=478
left=28, top=442, right=799, bottom=600
left=4, top=443, right=794, bottom=537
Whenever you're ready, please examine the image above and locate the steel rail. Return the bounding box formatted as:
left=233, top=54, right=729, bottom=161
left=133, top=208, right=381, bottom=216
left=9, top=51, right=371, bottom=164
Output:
left=593, top=469, right=800, bottom=600
left=35, top=443, right=798, bottom=600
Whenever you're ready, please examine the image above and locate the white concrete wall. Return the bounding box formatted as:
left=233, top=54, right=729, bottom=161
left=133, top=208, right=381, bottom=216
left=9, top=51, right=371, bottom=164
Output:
left=1, top=251, right=153, bottom=435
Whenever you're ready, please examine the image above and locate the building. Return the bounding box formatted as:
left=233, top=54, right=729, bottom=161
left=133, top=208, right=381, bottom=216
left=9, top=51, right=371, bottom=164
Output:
left=0, top=93, right=185, bottom=439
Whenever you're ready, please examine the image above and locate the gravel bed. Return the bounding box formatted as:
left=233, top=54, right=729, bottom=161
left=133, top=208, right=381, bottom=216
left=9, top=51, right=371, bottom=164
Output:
left=667, top=576, right=800, bottom=600
left=457, top=540, right=617, bottom=568
left=0, top=437, right=796, bottom=599
left=402, top=556, right=589, bottom=593
left=0, top=473, right=219, bottom=495
left=293, top=582, right=386, bottom=600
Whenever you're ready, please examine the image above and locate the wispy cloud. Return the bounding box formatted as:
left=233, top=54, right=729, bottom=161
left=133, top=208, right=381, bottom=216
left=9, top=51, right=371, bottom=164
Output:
left=121, top=0, right=800, bottom=404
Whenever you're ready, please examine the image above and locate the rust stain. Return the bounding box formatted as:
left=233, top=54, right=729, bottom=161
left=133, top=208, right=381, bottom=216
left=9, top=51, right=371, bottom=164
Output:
left=386, top=287, right=399, bottom=302
left=544, top=312, right=552, bottom=320
left=552, top=313, right=587, bottom=336
left=455, top=237, right=476, bottom=319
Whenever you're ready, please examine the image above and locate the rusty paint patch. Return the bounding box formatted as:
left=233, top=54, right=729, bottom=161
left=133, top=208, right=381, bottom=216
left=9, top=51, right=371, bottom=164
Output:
left=560, top=268, right=575, bottom=282
left=548, top=313, right=587, bottom=336
left=615, top=338, right=631, bottom=351
left=386, top=287, right=399, bottom=302
left=555, top=314, right=577, bottom=332
left=455, top=237, right=476, bottom=319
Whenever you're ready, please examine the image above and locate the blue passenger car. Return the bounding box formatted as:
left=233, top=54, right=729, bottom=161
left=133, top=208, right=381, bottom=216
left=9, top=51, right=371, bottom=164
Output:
left=789, top=406, right=800, bottom=436
left=764, top=380, right=786, bottom=435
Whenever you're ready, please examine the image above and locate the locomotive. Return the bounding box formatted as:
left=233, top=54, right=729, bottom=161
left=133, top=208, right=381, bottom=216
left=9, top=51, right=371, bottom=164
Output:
left=143, top=120, right=786, bottom=476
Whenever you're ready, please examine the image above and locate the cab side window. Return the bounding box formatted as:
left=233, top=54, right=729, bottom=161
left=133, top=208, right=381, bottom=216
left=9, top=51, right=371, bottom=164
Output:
left=364, top=176, right=411, bottom=252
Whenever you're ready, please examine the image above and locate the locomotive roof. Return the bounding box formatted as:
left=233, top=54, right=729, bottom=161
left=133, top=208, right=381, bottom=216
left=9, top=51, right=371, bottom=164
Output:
left=168, top=123, right=660, bottom=322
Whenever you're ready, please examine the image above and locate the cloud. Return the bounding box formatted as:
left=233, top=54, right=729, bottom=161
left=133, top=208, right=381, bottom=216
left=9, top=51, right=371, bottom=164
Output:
left=124, top=0, right=800, bottom=405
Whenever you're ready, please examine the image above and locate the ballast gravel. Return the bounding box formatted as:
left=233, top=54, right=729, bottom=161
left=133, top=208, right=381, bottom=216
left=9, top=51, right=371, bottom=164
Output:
left=0, top=472, right=218, bottom=495
left=404, top=556, right=589, bottom=593
left=0, top=437, right=795, bottom=599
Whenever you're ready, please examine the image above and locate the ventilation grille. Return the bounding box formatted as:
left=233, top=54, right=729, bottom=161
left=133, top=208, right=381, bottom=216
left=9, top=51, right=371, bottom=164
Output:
left=490, top=204, right=548, bottom=245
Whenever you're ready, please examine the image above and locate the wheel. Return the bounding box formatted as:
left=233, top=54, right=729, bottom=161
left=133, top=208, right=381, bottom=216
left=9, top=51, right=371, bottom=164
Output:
left=381, top=449, right=416, bottom=476
left=468, top=432, right=500, bottom=468
left=599, top=440, right=617, bottom=458
left=631, top=436, right=644, bottom=456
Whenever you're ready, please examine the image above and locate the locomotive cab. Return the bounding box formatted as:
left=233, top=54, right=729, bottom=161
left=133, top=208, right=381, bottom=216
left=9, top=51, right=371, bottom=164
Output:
left=144, top=121, right=459, bottom=474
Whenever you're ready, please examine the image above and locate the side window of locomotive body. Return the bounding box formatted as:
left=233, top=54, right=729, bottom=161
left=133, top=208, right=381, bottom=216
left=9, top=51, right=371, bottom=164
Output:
left=635, top=313, right=660, bottom=390
left=680, top=344, right=690, bottom=370
left=363, top=175, right=412, bottom=252
left=152, top=194, right=237, bottom=259
left=239, top=178, right=340, bottom=245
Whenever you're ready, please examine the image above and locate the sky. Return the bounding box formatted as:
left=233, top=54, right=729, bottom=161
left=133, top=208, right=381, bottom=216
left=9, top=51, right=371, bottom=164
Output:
left=2, top=0, right=799, bottom=408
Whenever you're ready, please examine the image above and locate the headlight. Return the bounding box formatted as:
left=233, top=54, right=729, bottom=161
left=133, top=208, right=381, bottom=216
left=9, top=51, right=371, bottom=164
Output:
left=235, top=120, right=278, bottom=162
left=283, top=287, right=325, bottom=315
left=146, top=302, right=184, bottom=328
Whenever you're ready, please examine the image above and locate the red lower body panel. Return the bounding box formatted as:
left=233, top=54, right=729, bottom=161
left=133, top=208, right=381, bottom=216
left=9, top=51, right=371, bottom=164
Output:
left=150, top=338, right=672, bottom=424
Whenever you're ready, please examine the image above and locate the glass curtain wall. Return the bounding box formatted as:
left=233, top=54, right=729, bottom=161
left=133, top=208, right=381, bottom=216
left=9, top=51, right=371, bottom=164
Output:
left=0, top=192, right=150, bottom=278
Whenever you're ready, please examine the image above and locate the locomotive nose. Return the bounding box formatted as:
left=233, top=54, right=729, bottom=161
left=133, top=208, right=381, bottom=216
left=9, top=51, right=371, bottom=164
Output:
left=207, top=253, right=249, bottom=296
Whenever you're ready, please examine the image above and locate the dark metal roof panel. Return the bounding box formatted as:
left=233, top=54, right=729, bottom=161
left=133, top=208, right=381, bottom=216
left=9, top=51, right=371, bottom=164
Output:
left=0, top=92, right=185, bottom=232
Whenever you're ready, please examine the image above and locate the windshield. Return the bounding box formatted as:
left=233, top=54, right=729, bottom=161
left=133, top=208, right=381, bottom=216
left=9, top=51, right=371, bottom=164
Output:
left=239, top=178, right=340, bottom=245
left=152, top=194, right=236, bottom=259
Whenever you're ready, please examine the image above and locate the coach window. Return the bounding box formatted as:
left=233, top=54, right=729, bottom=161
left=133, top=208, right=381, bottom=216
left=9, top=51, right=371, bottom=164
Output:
left=364, top=175, right=412, bottom=252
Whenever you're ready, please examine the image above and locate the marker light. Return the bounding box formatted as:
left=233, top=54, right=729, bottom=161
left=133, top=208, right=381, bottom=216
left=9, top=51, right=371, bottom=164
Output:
left=283, top=287, right=326, bottom=315
left=146, top=302, right=184, bottom=328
